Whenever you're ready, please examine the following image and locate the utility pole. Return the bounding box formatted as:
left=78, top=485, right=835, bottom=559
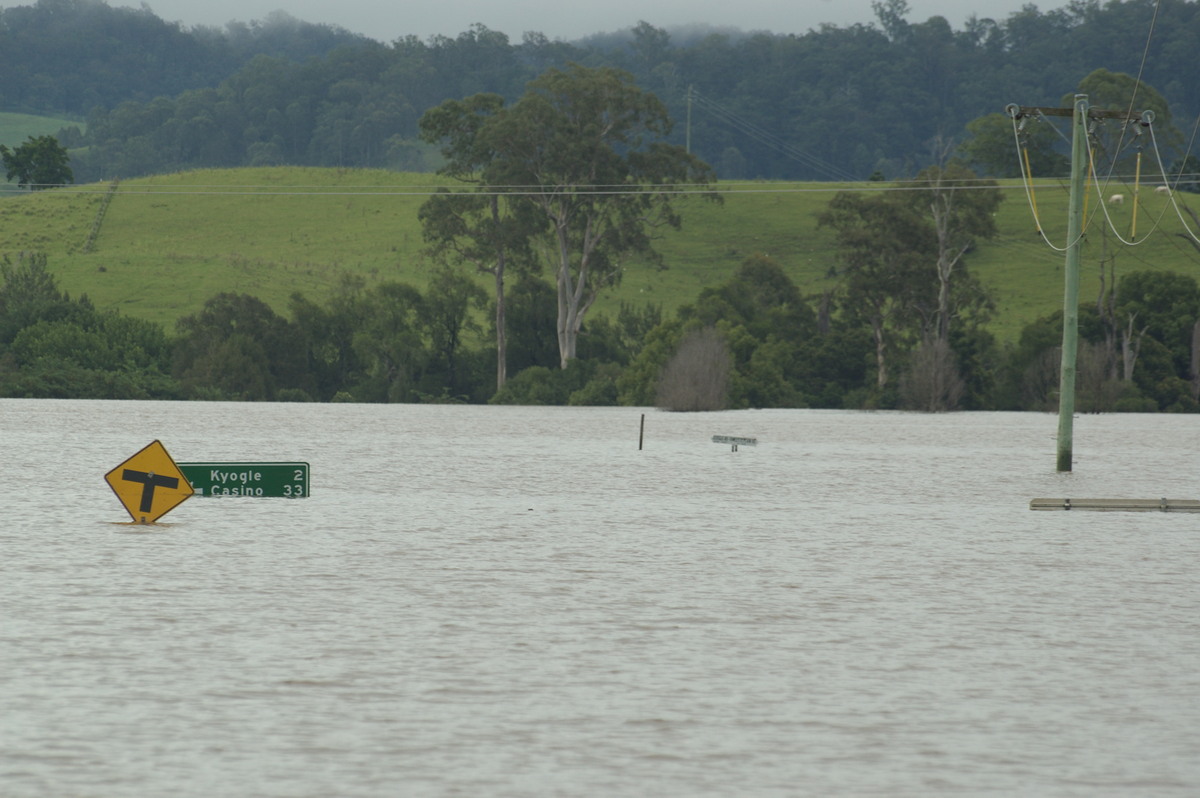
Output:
left=1006, top=97, right=1152, bottom=472
left=1057, top=94, right=1088, bottom=472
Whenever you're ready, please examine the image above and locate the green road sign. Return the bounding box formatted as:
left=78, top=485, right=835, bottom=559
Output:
left=179, top=462, right=310, bottom=498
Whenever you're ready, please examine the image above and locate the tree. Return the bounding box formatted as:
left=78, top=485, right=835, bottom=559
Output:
left=899, top=158, right=1001, bottom=347
left=872, top=0, right=912, bottom=43
left=418, top=264, right=488, bottom=399
left=899, top=336, right=965, bottom=411
left=0, top=252, right=179, bottom=399
left=616, top=318, right=685, bottom=406
left=0, top=252, right=87, bottom=343
left=502, top=273, right=560, bottom=376
left=687, top=254, right=815, bottom=342
left=1094, top=252, right=1145, bottom=384
left=289, top=276, right=372, bottom=401
left=418, top=92, right=539, bottom=391
left=1065, top=70, right=1180, bottom=172
left=960, top=112, right=1068, bottom=178
left=349, top=282, right=427, bottom=402
left=173, top=292, right=308, bottom=400
left=12, top=313, right=171, bottom=375
left=655, top=326, right=731, bottom=411
left=1113, top=270, right=1200, bottom=384
left=681, top=255, right=822, bottom=408
left=0, top=135, right=73, bottom=190
left=425, top=64, right=717, bottom=370
left=616, top=255, right=844, bottom=409
left=819, top=191, right=935, bottom=393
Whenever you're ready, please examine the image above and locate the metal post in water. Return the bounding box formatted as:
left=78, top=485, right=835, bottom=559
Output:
left=639, top=413, right=645, bottom=450
left=1057, top=94, right=1089, bottom=473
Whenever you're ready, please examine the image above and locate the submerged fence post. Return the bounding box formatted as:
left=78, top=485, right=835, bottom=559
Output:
left=639, top=413, right=645, bottom=450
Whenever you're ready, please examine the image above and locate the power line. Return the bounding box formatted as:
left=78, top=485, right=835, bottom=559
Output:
left=687, top=89, right=862, bottom=182
left=13, top=178, right=1060, bottom=198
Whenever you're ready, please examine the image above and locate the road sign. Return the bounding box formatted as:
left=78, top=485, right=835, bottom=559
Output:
left=712, top=435, right=757, bottom=451
left=105, top=440, right=194, bottom=523
left=179, top=462, right=310, bottom=498
left=712, top=435, right=757, bottom=446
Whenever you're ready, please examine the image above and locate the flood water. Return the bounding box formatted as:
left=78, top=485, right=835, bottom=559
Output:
left=3, top=399, right=1200, bottom=797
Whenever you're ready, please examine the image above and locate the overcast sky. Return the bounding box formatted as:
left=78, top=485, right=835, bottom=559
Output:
left=2, top=0, right=1049, bottom=42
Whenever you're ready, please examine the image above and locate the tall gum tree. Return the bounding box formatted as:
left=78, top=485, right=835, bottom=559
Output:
left=419, top=93, right=537, bottom=391
left=424, top=64, right=718, bottom=371
left=899, top=158, right=1001, bottom=346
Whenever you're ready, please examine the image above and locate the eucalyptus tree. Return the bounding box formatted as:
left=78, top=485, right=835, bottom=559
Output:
left=898, top=158, right=1001, bottom=347
left=1114, top=270, right=1200, bottom=386
left=419, top=92, right=538, bottom=391
left=420, top=64, right=717, bottom=371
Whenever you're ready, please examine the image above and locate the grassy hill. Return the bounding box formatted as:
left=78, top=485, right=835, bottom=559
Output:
left=2, top=166, right=1199, bottom=341
left=0, top=112, right=78, bottom=148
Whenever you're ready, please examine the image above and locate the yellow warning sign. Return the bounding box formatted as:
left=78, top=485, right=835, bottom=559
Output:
left=104, top=440, right=194, bottom=523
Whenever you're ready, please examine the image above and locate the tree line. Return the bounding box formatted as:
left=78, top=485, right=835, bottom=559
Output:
left=4, top=245, right=1200, bottom=412
left=0, top=0, right=369, bottom=116
left=6, top=0, right=1200, bottom=183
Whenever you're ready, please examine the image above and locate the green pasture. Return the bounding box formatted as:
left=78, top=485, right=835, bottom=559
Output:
left=1, top=165, right=1198, bottom=340
left=0, top=112, right=78, bottom=148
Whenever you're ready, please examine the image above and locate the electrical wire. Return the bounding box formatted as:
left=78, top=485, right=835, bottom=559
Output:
left=1003, top=1, right=1200, bottom=255
left=1148, top=122, right=1200, bottom=245
left=687, top=89, right=861, bottom=182
left=1085, top=130, right=1152, bottom=247
left=1012, top=113, right=1057, bottom=249
left=1096, top=0, right=1161, bottom=196
left=1010, top=110, right=1076, bottom=253
left=10, top=180, right=1034, bottom=198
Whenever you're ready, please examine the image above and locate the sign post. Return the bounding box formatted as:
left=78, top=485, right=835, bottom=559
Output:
left=179, top=462, right=310, bottom=498
left=105, top=440, right=194, bottom=523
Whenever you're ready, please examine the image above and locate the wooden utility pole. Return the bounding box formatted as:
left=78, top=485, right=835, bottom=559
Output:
left=1006, top=97, right=1153, bottom=472
left=1057, top=95, right=1089, bottom=472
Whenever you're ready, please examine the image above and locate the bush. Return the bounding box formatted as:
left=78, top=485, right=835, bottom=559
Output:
left=569, top=363, right=621, bottom=406
left=0, top=362, right=181, bottom=399
left=899, top=337, right=965, bottom=411
left=490, top=366, right=566, bottom=405
left=275, top=387, right=313, bottom=402
left=1114, top=395, right=1158, bottom=412
left=655, top=327, right=731, bottom=411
